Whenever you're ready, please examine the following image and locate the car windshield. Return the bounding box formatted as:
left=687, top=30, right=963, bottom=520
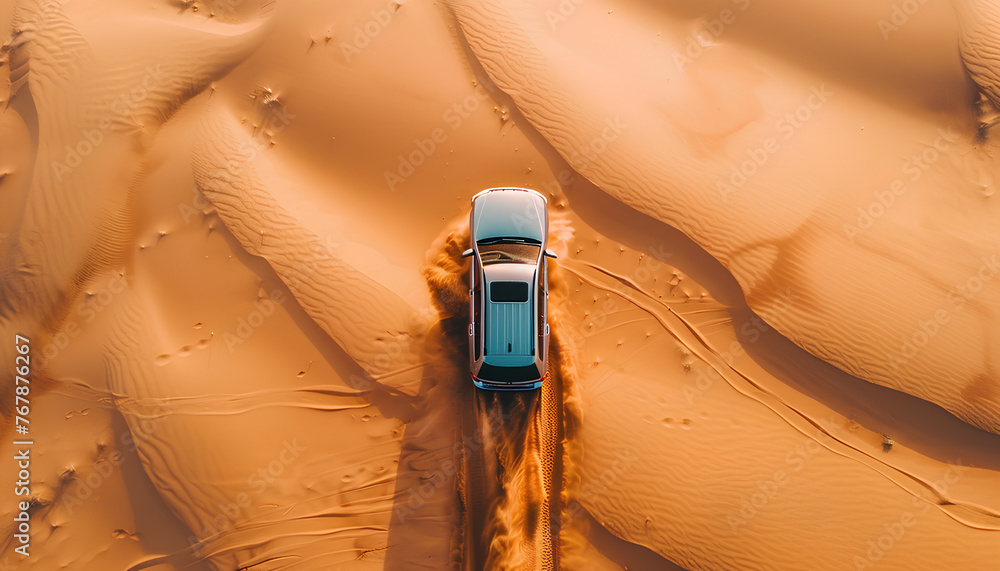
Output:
left=478, top=240, right=541, bottom=265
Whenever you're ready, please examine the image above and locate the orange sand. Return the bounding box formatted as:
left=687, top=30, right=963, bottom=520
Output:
left=0, top=0, right=998, bottom=569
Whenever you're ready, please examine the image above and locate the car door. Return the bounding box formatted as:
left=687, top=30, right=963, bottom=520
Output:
left=537, top=256, right=548, bottom=358
left=471, top=253, right=483, bottom=361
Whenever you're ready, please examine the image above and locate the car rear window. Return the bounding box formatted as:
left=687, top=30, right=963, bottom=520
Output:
left=490, top=281, right=529, bottom=303
left=477, top=363, right=541, bottom=383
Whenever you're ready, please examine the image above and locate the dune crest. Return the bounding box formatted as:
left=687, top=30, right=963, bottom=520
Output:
left=955, top=0, right=1000, bottom=111
left=192, top=107, right=427, bottom=388
left=2, top=0, right=998, bottom=568
left=0, top=0, right=272, bottom=414
left=443, top=0, right=1000, bottom=434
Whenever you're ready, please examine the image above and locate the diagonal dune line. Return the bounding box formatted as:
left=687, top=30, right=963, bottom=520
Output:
left=191, top=108, right=422, bottom=384
left=442, top=0, right=1000, bottom=434
left=102, top=285, right=405, bottom=570
left=562, top=257, right=1000, bottom=531
left=0, top=0, right=273, bottom=422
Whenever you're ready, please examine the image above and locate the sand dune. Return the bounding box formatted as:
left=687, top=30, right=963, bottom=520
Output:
left=556, top=224, right=1000, bottom=569
left=0, top=0, right=271, bottom=414
left=442, top=0, right=1000, bottom=435
left=2, top=0, right=999, bottom=568
left=955, top=0, right=1000, bottom=112
left=192, top=106, right=427, bottom=387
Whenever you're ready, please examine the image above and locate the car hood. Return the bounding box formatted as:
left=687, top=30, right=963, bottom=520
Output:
left=472, top=189, right=546, bottom=243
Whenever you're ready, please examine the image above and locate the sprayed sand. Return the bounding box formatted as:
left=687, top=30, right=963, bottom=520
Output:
left=1, top=0, right=998, bottom=569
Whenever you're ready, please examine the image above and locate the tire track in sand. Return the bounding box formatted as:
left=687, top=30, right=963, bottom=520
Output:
left=423, top=225, right=582, bottom=570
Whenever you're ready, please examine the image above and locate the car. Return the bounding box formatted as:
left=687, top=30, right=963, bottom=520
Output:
left=463, top=187, right=558, bottom=390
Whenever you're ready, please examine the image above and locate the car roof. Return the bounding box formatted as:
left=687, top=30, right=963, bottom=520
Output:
left=483, top=263, right=536, bottom=359
left=483, top=262, right=536, bottom=284
left=472, top=188, right=547, bottom=243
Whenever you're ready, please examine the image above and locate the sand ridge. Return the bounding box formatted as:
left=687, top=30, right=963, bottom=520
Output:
left=1, top=0, right=998, bottom=568
left=442, top=0, right=1000, bottom=435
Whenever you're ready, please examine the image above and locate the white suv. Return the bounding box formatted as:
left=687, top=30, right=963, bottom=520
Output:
left=462, top=188, right=557, bottom=390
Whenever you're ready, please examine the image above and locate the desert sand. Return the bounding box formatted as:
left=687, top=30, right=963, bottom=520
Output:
left=0, top=0, right=998, bottom=569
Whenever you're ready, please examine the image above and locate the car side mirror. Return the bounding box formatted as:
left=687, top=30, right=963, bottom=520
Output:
left=462, top=248, right=475, bottom=258
left=544, top=249, right=558, bottom=259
